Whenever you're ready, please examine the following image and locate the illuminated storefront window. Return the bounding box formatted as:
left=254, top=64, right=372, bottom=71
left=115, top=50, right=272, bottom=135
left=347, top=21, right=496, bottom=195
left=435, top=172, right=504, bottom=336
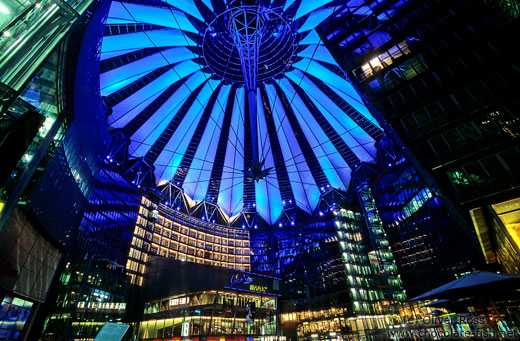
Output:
left=136, top=290, right=278, bottom=340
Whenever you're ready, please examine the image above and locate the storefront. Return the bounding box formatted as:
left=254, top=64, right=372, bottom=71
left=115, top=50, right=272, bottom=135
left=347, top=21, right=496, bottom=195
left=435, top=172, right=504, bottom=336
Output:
left=133, top=257, right=281, bottom=340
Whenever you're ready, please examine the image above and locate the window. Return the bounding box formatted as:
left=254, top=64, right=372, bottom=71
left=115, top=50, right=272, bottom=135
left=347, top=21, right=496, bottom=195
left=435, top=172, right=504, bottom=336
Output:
left=464, top=162, right=489, bottom=185
left=480, top=156, right=506, bottom=178
left=429, top=136, right=450, bottom=155
left=499, top=148, right=520, bottom=171
left=0, top=295, right=33, bottom=340
left=444, top=129, right=464, bottom=147
left=458, top=122, right=480, bottom=141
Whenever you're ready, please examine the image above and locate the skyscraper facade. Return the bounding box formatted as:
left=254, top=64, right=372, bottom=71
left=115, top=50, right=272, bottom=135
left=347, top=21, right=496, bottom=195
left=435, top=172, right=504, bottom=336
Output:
left=318, top=0, right=520, bottom=271
left=0, top=0, right=519, bottom=340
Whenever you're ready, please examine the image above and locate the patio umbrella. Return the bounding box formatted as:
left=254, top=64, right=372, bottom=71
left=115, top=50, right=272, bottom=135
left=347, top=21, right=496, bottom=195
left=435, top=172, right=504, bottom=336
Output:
left=410, top=271, right=520, bottom=301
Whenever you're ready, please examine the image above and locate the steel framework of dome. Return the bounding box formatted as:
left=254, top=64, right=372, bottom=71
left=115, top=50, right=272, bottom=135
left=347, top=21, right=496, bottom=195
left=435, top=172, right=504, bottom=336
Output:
left=100, top=0, right=384, bottom=227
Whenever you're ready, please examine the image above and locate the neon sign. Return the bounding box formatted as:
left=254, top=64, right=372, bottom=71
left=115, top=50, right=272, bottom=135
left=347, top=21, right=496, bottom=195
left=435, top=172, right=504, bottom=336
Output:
left=230, top=273, right=254, bottom=286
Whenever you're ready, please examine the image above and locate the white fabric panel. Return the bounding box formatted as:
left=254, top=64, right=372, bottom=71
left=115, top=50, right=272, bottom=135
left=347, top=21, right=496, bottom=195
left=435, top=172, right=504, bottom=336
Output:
left=108, top=2, right=198, bottom=32
left=298, top=6, right=335, bottom=32
left=100, top=47, right=196, bottom=94
left=293, top=58, right=380, bottom=128
left=299, top=29, right=322, bottom=45
left=280, top=78, right=350, bottom=190
left=297, top=45, right=337, bottom=65
left=218, top=88, right=245, bottom=217
left=108, top=62, right=201, bottom=129
left=101, top=48, right=141, bottom=61
left=287, top=70, right=377, bottom=161
left=294, top=0, right=333, bottom=20
left=183, top=85, right=231, bottom=200
left=101, top=29, right=196, bottom=53
left=255, top=88, right=283, bottom=224
left=164, top=0, right=204, bottom=21
left=264, top=84, right=320, bottom=213
left=129, top=71, right=208, bottom=157
left=153, top=80, right=220, bottom=182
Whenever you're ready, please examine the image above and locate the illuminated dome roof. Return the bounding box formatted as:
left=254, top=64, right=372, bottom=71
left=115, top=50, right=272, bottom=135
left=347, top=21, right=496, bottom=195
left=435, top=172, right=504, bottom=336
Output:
left=100, top=0, right=384, bottom=226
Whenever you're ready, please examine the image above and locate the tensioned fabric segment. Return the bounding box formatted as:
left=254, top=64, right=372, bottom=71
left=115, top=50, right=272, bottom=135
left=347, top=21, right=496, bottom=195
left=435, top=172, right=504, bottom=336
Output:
left=264, top=84, right=319, bottom=214
left=205, top=86, right=238, bottom=205
left=279, top=79, right=351, bottom=190
left=100, top=0, right=384, bottom=225
left=173, top=82, right=225, bottom=189
left=143, top=82, right=206, bottom=165
left=154, top=79, right=220, bottom=183
left=107, top=63, right=203, bottom=129
left=259, top=87, right=296, bottom=210
left=218, top=88, right=245, bottom=218
left=256, top=88, right=283, bottom=225
left=107, top=2, right=198, bottom=32
left=100, top=48, right=197, bottom=93
left=183, top=85, right=231, bottom=201
left=294, top=0, right=333, bottom=19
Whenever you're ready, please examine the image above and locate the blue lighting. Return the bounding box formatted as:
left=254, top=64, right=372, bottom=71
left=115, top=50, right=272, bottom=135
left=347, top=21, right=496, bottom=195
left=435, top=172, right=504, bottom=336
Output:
left=294, top=0, right=333, bottom=20
left=298, top=7, right=336, bottom=33
left=100, top=0, right=381, bottom=226
left=107, top=2, right=198, bottom=33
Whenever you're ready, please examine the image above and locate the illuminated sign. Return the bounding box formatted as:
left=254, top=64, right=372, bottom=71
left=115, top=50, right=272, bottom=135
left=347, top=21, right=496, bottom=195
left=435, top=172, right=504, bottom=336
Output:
left=249, top=285, right=268, bottom=292
left=230, top=273, right=254, bottom=286
left=169, top=296, right=190, bottom=306
left=181, top=321, right=190, bottom=337
left=248, top=337, right=287, bottom=341
left=77, top=302, right=126, bottom=310
left=226, top=272, right=278, bottom=295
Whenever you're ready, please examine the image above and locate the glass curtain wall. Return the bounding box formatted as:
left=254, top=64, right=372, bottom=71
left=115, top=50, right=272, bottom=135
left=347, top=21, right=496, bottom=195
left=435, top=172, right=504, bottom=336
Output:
left=0, top=0, right=94, bottom=91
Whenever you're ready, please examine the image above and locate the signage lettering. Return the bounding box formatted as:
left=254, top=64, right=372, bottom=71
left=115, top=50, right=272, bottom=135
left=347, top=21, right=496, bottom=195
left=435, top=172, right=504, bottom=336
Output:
left=181, top=321, right=190, bottom=337
left=77, top=302, right=126, bottom=310
left=169, top=296, right=190, bottom=306
left=230, top=273, right=254, bottom=286
left=249, top=285, right=268, bottom=292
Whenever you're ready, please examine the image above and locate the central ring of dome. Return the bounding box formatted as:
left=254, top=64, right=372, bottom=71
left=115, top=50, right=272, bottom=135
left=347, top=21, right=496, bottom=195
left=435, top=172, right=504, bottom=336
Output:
left=202, top=6, right=297, bottom=86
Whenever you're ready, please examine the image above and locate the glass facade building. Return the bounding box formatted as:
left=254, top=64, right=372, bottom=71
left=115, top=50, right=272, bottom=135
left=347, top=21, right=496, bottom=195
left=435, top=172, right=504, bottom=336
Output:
left=369, top=139, right=479, bottom=297
left=41, top=258, right=129, bottom=339
left=0, top=0, right=519, bottom=340
left=74, top=162, right=142, bottom=265
left=318, top=0, right=520, bottom=273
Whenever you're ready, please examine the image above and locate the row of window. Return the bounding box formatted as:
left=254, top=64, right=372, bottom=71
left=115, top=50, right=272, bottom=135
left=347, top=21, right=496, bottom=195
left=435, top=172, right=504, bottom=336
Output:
left=353, top=41, right=411, bottom=81
left=447, top=147, right=520, bottom=190
left=373, top=13, right=509, bottom=109
left=151, top=222, right=251, bottom=248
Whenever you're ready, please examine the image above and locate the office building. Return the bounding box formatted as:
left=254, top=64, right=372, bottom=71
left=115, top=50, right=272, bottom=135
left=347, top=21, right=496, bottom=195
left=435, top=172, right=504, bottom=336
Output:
left=0, top=0, right=519, bottom=340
